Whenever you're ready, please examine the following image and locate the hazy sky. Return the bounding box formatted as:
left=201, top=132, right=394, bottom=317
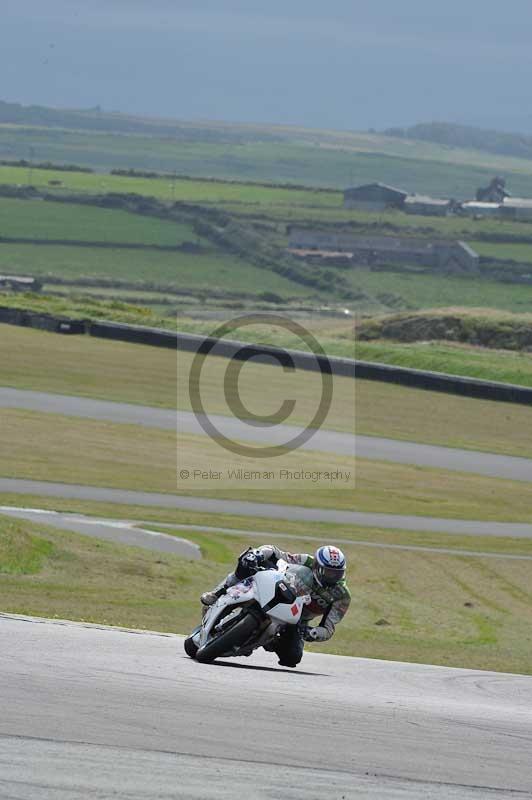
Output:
left=3, top=0, right=532, bottom=132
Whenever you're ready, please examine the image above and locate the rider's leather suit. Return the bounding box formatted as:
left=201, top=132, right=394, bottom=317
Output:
left=220, top=544, right=351, bottom=642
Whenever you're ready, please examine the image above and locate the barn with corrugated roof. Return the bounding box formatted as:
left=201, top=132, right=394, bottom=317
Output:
left=343, top=183, right=408, bottom=211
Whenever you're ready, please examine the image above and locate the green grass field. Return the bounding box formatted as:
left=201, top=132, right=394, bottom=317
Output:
left=11, top=113, right=532, bottom=172
left=346, top=267, right=532, bottom=313
left=5, top=121, right=532, bottom=196
left=0, top=163, right=341, bottom=207
left=2, top=511, right=532, bottom=674
left=3, top=172, right=532, bottom=318
left=0, top=244, right=305, bottom=295
left=3, top=163, right=532, bottom=246
left=0, top=196, right=205, bottom=246
left=2, top=178, right=532, bottom=319
left=471, top=240, right=532, bottom=263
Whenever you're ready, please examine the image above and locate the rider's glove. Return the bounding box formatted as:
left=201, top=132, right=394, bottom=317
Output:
left=302, top=626, right=330, bottom=643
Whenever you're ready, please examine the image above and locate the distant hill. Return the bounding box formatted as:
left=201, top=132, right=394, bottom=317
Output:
left=383, top=122, right=532, bottom=161
left=7, top=100, right=532, bottom=161
left=5, top=101, right=532, bottom=196
left=0, top=100, right=283, bottom=144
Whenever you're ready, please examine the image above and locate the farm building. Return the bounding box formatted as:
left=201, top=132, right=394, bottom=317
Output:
left=500, top=198, right=532, bottom=221
left=404, top=195, right=451, bottom=217
left=343, top=183, right=408, bottom=211
left=288, top=228, right=359, bottom=251
left=461, top=201, right=501, bottom=218
left=342, top=178, right=532, bottom=221
left=476, top=177, right=510, bottom=203
left=0, top=275, right=42, bottom=292
left=287, top=228, right=479, bottom=273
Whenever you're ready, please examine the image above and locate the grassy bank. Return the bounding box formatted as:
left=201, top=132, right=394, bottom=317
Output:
left=356, top=341, right=532, bottom=388
left=355, top=308, right=532, bottom=382
left=357, top=307, right=532, bottom=344
left=2, top=511, right=532, bottom=674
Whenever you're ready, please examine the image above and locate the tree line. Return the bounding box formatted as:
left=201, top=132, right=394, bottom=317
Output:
left=383, top=122, right=532, bottom=161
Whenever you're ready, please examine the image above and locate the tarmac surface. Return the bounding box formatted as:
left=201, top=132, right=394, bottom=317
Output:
left=2, top=386, right=532, bottom=481
left=1, top=477, right=532, bottom=538
left=4, top=506, right=532, bottom=562
left=0, top=506, right=200, bottom=559
left=1, top=614, right=531, bottom=799
left=3, top=384, right=532, bottom=798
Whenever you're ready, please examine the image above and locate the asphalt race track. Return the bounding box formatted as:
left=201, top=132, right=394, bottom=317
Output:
left=4, top=506, right=532, bottom=563
left=0, top=506, right=200, bottom=559
left=2, top=383, right=532, bottom=800
left=2, top=477, right=532, bottom=538
left=1, top=614, right=531, bottom=799
left=2, top=387, right=532, bottom=481
left=2, top=386, right=532, bottom=539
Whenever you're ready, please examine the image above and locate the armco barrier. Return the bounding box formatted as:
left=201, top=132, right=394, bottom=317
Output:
left=0, top=306, right=86, bottom=334
left=1, top=310, right=531, bottom=405
left=89, top=320, right=177, bottom=348
left=353, top=359, right=532, bottom=404
left=87, top=323, right=532, bottom=405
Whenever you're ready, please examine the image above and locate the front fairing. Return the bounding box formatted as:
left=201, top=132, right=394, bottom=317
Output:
left=254, top=568, right=311, bottom=625
left=199, top=578, right=256, bottom=646
left=196, top=570, right=311, bottom=653
left=267, top=594, right=308, bottom=624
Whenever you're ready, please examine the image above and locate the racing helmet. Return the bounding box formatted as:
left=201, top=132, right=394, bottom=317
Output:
left=313, top=546, right=346, bottom=587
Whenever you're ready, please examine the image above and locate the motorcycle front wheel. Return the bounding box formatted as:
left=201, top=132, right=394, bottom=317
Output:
left=195, top=613, right=258, bottom=664
left=184, top=635, right=199, bottom=659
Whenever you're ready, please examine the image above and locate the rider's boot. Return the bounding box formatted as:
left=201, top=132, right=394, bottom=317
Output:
left=200, top=570, right=240, bottom=606
left=200, top=579, right=228, bottom=606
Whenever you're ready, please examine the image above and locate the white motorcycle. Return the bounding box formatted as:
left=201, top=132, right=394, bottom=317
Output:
left=184, top=566, right=310, bottom=664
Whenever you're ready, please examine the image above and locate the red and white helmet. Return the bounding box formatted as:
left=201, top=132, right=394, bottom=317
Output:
left=313, top=546, right=346, bottom=587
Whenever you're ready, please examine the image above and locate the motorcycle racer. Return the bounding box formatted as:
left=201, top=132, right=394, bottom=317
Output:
left=200, top=544, right=351, bottom=667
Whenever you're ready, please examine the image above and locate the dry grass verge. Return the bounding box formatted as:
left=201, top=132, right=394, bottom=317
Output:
left=2, top=408, right=532, bottom=521
left=2, top=513, right=532, bottom=674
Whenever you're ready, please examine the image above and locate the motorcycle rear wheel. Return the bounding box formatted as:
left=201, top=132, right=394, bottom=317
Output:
left=195, top=613, right=258, bottom=664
